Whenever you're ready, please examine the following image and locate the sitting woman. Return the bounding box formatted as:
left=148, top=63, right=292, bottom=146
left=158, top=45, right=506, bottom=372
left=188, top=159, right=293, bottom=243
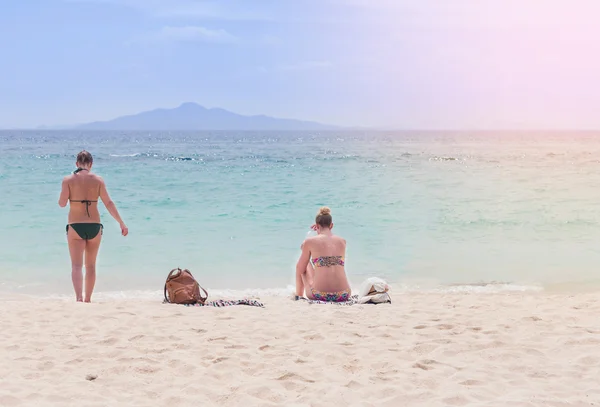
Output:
left=295, top=207, right=351, bottom=302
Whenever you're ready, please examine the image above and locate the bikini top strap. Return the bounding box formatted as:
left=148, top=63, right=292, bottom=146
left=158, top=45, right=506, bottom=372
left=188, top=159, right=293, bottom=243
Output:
left=70, top=199, right=97, bottom=217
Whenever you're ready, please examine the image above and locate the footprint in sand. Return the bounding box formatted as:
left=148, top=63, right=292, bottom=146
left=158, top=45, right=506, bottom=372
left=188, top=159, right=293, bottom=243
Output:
left=412, top=359, right=440, bottom=371
left=578, top=356, right=599, bottom=366
left=303, top=334, right=324, bottom=341
left=37, top=361, right=55, bottom=371
left=343, top=364, right=360, bottom=374
left=168, top=359, right=185, bottom=368
left=97, top=338, right=118, bottom=345
left=459, top=379, right=483, bottom=386
left=128, top=335, right=145, bottom=341
left=442, top=395, right=470, bottom=406
left=279, top=381, right=301, bottom=391
left=412, top=343, right=438, bottom=355
left=134, top=365, right=160, bottom=374
left=277, top=372, right=315, bottom=383
left=413, top=362, right=434, bottom=371
left=23, top=372, right=43, bottom=380
left=345, top=380, right=362, bottom=389
left=224, top=344, right=246, bottom=349
left=45, top=395, right=70, bottom=403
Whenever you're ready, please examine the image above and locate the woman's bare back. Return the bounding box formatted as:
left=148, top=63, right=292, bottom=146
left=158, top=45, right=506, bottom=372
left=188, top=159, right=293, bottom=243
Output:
left=65, top=171, right=102, bottom=223
left=306, top=234, right=349, bottom=292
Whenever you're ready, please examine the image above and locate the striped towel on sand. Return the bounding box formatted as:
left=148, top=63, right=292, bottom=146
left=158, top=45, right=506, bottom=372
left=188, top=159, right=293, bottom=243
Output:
left=297, top=295, right=360, bottom=305
left=163, top=299, right=264, bottom=307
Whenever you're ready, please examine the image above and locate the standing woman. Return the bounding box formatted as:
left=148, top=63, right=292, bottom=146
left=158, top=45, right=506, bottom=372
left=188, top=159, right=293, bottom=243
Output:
left=58, top=151, right=128, bottom=302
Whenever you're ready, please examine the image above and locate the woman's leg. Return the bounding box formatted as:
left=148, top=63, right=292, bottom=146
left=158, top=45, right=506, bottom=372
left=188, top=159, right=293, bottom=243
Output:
left=67, top=227, right=86, bottom=302
left=302, top=264, right=316, bottom=299
left=83, top=232, right=102, bottom=303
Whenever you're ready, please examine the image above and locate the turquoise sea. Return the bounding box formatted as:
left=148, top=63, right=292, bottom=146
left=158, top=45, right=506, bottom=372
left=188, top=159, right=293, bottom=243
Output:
left=1, top=130, right=599, bottom=298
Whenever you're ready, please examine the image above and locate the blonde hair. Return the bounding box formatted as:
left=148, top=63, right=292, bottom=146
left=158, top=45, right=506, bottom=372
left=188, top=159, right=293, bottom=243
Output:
left=315, top=206, right=332, bottom=227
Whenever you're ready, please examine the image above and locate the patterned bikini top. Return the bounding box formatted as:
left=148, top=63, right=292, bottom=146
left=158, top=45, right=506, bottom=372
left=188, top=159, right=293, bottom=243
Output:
left=312, top=256, right=345, bottom=267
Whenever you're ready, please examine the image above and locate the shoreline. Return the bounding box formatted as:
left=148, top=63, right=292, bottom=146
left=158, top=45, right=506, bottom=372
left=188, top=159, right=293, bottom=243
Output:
left=6, top=278, right=600, bottom=302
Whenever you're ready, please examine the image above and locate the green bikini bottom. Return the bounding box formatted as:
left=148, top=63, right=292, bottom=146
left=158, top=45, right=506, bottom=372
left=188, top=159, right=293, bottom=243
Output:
left=66, top=223, right=103, bottom=240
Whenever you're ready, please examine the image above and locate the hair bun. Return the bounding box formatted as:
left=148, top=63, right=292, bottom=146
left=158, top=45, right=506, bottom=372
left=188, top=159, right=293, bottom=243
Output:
left=318, top=206, right=331, bottom=216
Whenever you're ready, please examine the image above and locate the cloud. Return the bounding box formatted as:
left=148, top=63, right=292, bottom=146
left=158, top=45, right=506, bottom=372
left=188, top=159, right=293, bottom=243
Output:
left=129, top=26, right=238, bottom=45
left=260, top=35, right=284, bottom=47
left=64, top=0, right=272, bottom=21
left=326, top=0, right=403, bottom=8
left=159, top=26, right=237, bottom=43
left=277, top=61, right=332, bottom=71
left=250, top=61, right=332, bottom=75
left=161, top=3, right=271, bottom=21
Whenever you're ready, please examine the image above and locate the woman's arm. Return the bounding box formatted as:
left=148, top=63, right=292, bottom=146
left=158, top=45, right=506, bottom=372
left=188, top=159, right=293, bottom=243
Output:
left=58, top=177, right=69, bottom=207
left=295, top=240, right=311, bottom=297
left=99, top=177, right=129, bottom=236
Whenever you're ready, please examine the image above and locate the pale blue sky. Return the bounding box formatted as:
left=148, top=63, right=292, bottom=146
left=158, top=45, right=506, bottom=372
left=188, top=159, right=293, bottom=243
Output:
left=1, top=0, right=599, bottom=129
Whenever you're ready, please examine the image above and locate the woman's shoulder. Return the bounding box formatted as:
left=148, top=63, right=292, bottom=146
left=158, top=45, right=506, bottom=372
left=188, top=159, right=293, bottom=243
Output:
left=333, top=235, right=347, bottom=244
left=83, top=173, right=105, bottom=185
left=304, top=235, right=319, bottom=244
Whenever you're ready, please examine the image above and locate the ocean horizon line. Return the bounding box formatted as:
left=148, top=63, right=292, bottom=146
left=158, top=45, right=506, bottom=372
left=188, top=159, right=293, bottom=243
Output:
left=5, top=128, right=600, bottom=133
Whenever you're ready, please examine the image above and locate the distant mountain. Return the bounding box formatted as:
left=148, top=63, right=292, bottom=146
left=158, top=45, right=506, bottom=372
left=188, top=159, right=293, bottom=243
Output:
left=36, top=124, right=71, bottom=130
left=75, top=102, right=337, bottom=131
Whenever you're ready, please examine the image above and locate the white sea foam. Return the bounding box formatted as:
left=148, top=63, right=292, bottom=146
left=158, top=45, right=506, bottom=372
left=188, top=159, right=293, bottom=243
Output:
left=29, top=282, right=544, bottom=302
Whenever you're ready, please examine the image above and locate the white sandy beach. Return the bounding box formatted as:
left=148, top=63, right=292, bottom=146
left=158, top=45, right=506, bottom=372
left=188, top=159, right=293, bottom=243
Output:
left=1, top=291, right=599, bottom=407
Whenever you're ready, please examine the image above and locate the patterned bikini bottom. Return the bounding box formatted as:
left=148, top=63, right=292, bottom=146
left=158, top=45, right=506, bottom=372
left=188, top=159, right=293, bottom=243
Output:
left=310, top=287, right=350, bottom=302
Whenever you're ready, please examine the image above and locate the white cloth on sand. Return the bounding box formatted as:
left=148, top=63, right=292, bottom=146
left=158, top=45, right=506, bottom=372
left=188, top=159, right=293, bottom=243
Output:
left=357, top=277, right=392, bottom=304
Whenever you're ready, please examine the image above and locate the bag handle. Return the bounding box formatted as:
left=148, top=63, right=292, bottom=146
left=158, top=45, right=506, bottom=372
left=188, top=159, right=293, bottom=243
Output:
left=182, top=268, right=209, bottom=304
left=164, top=267, right=182, bottom=303
left=198, top=285, right=208, bottom=304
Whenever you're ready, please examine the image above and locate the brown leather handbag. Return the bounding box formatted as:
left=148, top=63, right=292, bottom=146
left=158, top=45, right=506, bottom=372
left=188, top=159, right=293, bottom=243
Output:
left=164, top=268, right=208, bottom=304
